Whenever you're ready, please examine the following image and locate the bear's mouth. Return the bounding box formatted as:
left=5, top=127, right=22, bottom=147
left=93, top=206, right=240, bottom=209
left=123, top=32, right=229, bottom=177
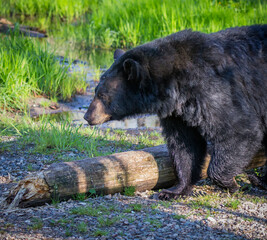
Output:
left=84, top=98, right=112, bottom=125
left=87, top=115, right=111, bottom=126
left=84, top=112, right=111, bottom=126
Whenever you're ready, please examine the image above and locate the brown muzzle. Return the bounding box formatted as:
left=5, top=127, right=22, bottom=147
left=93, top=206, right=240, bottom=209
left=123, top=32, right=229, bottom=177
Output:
left=84, top=98, right=111, bottom=125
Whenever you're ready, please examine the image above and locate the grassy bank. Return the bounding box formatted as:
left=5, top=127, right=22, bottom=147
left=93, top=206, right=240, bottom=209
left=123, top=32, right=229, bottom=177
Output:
left=80, top=0, right=267, bottom=48
left=0, top=0, right=97, bottom=22
left=1, top=0, right=266, bottom=49
left=0, top=113, right=164, bottom=159
left=0, top=34, right=87, bottom=111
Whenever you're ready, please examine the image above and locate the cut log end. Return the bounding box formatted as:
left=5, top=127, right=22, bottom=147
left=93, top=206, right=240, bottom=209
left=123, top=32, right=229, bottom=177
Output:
left=4, top=172, right=50, bottom=208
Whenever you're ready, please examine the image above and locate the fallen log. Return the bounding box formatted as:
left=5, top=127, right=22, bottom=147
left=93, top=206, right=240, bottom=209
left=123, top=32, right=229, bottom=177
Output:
left=0, top=18, right=47, bottom=38
left=1, top=145, right=266, bottom=208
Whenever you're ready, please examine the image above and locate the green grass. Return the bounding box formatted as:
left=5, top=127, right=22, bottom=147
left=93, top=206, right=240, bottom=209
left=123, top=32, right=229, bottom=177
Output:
left=0, top=34, right=87, bottom=111
left=0, top=0, right=98, bottom=24
left=129, top=203, right=142, bottom=212
left=159, top=200, right=172, bottom=208
left=26, top=122, right=97, bottom=155
left=77, top=222, right=88, bottom=233
left=30, top=218, right=43, bottom=230
left=97, top=215, right=121, bottom=227
left=123, top=208, right=132, bottom=213
left=65, top=229, right=73, bottom=237
left=0, top=112, right=164, bottom=158
left=1, top=0, right=266, bottom=49
left=70, top=204, right=103, bottom=217
left=12, top=119, right=98, bottom=156
left=224, top=198, right=241, bottom=210
left=145, top=218, right=162, bottom=229
left=39, top=100, right=51, bottom=108
left=70, top=203, right=118, bottom=217
left=188, top=193, right=220, bottom=209
left=72, top=193, right=87, bottom=201
left=123, top=186, right=136, bottom=196
left=56, top=218, right=73, bottom=227
left=173, top=214, right=187, bottom=220
left=53, top=0, right=267, bottom=49
left=93, top=229, right=109, bottom=237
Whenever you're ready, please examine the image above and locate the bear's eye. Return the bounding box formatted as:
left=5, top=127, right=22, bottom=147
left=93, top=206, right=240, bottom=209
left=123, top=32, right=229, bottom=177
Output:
left=98, top=92, right=109, bottom=100
left=98, top=92, right=104, bottom=98
left=97, top=92, right=110, bottom=105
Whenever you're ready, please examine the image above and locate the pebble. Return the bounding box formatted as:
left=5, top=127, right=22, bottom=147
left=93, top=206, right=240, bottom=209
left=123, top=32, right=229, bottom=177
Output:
left=207, top=217, right=216, bottom=224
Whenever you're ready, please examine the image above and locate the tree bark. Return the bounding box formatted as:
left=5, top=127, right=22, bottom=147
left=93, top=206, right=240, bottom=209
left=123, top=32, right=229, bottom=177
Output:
left=1, top=145, right=266, bottom=208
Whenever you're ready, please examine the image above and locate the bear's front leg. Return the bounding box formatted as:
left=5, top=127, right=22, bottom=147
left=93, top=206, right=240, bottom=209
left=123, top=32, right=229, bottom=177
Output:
left=158, top=116, right=207, bottom=200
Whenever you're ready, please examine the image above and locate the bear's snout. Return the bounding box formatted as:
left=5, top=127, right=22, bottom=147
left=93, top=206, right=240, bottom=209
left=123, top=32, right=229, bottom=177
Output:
left=84, top=98, right=111, bottom=125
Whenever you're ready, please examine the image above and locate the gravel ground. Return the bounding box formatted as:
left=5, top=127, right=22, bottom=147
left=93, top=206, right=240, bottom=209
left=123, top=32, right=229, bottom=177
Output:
left=0, top=135, right=266, bottom=240
left=0, top=189, right=266, bottom=240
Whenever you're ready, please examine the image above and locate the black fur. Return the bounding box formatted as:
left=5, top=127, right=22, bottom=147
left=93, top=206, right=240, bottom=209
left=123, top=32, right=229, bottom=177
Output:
left=84, top=25, right=267, bottom=198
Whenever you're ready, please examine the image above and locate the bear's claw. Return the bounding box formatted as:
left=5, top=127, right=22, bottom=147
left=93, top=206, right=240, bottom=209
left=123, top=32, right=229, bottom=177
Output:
left=158, top=187, right=193, bottom=200
left=158, top=190, right=181, bottom=200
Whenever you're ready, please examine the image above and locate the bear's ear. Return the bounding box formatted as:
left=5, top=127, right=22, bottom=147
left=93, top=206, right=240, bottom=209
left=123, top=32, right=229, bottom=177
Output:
left=123, top=58, right=142, bottom=82
left=114, top=49, right=125, bottom=61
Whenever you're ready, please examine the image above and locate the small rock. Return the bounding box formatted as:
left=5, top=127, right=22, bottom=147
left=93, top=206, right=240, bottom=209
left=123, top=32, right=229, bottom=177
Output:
left=123, top=220, right=129, bottom=225
left=78, top=202, right=87, bottom=206
left=207, top=217, right=216, bottom=224
left=104, top=194, right=112, bottom=200
left=195, top=224, right=201, bottom=228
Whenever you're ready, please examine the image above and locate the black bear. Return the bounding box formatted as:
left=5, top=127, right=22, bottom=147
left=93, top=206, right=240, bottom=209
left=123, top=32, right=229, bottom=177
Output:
left=84, top=25, right=267, bottom=199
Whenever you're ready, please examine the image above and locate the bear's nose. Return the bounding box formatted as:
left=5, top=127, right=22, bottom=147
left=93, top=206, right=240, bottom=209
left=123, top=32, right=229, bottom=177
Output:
left=84, top=112, right=90, bottom=122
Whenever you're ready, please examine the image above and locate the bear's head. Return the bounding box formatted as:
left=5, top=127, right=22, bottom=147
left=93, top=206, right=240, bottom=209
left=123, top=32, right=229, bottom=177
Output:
left=84, top=49, right=153, bottom=125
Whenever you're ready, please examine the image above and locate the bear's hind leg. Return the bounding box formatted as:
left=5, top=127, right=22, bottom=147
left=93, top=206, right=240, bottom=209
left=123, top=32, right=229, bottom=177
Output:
left=208, top=137, right=262, bottom=193
left=158, top=116, right=207, bottom=200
